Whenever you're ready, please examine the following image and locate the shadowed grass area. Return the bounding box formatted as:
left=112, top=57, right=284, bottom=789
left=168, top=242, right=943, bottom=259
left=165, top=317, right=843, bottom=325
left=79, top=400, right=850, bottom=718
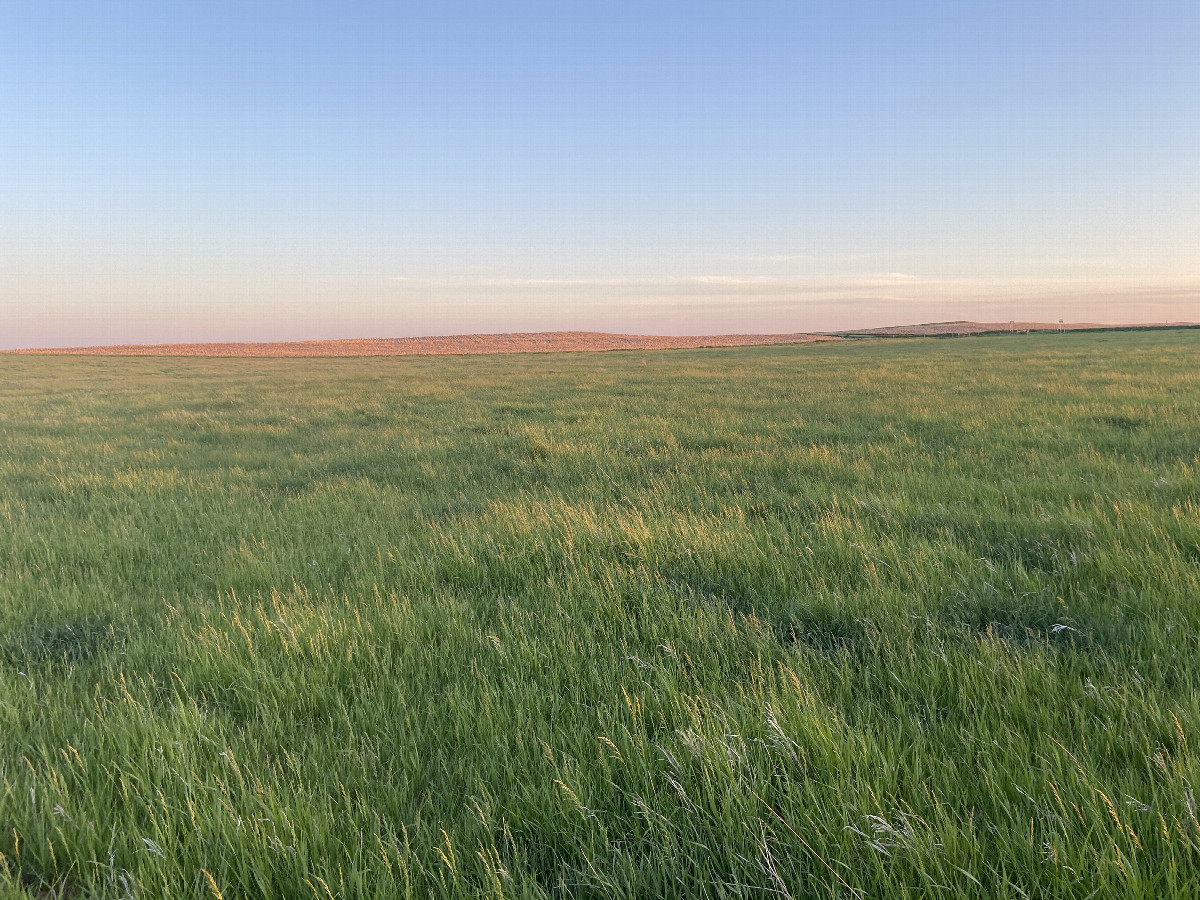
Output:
left=1, top=331, right=1199, bottom=897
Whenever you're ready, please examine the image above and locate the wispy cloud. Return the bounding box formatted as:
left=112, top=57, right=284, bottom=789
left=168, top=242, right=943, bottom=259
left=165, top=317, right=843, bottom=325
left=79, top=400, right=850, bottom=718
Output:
left=390, top=274, right=922, bottom=290
left=388, top=273, right=1199, bottom=297
left=391, top=276, right=635, bottom=286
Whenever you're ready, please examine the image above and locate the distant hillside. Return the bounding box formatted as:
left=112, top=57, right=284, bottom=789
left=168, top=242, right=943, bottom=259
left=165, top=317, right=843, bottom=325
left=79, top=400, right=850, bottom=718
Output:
left=9, top=322, right=1197, bottom=356
left=10, top=331, right=832, bottom=356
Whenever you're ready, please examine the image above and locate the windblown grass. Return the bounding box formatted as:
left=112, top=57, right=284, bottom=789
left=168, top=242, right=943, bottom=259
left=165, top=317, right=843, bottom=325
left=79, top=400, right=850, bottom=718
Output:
left=1, top=332, right=1198, bottom=897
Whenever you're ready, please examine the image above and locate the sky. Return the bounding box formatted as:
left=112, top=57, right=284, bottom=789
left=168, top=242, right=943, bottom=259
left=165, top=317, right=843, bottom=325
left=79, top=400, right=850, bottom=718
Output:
left=2, top=0, right=1198, bottom=347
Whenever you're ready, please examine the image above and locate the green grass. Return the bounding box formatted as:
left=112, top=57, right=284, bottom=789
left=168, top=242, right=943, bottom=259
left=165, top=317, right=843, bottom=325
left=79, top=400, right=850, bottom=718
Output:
left=1, top=331, right=1199, bottom=898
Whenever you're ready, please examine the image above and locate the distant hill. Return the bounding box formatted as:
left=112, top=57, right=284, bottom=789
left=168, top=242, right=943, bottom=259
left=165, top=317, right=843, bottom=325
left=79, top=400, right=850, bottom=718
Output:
left=9, top=331, right=832, bottom=356
left=9, top=322, right=1197, bottom=356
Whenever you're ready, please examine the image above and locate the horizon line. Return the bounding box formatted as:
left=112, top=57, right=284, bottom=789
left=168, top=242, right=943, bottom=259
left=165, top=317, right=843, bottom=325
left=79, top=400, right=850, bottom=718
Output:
left=8, top=321, right=1199, bottom=358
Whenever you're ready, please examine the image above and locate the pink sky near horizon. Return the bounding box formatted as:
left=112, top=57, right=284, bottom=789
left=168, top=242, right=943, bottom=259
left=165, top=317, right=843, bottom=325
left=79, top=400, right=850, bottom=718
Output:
left=3, top=274, right=1196, bottom=349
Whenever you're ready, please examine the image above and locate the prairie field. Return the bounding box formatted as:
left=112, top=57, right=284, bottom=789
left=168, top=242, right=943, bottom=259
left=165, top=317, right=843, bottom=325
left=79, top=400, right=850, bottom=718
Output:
left=1, top=331, right=1199, bottom=898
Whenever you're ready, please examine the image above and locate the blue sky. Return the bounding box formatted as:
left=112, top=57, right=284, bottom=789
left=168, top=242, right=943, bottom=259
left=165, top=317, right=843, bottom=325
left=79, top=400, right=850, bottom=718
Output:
left=2, top=1, right=1198, bottom=346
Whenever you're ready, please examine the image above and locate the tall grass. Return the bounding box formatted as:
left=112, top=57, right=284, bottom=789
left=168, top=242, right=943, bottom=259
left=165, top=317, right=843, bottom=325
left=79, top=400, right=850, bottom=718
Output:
left=1, top=332, right=1198, bottom=897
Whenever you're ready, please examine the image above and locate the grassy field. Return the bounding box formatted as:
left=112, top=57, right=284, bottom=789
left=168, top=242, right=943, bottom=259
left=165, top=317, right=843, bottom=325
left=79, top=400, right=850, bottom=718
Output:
left=1, top=332, right=1198, bottom=898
